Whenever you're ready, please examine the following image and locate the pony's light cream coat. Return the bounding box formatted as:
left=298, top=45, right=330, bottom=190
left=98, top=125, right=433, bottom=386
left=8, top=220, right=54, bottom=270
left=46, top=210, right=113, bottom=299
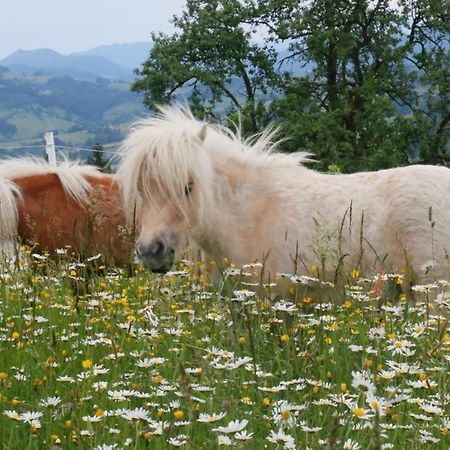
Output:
left=119, top=106, right=450, bottom=284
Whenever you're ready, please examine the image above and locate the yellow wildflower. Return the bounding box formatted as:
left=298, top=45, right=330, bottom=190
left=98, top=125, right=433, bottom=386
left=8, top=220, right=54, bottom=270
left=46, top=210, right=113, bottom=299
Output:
left=82, top=359, right=92, bottom=369
left=352, top=408, right=366, bottom=418
left=174, top=410, right=184, bottom=420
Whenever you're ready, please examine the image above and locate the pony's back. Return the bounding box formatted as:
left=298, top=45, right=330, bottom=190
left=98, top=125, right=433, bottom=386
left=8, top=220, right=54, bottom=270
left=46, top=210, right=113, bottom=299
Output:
left=0, top=157, right=101, bottom=204
left=0, top=158, right=130, bottom=265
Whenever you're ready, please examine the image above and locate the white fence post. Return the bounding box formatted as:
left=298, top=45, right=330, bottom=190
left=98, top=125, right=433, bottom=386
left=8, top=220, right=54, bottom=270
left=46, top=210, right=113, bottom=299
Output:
left=44, top=132, right=57, bottom=166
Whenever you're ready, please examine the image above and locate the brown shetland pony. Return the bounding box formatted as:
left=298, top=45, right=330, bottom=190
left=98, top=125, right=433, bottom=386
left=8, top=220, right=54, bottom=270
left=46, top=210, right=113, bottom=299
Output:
left=0, top=158, right=131, bottom=265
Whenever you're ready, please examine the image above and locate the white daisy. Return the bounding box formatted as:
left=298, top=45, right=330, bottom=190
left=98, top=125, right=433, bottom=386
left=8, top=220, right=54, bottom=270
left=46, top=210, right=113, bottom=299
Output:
left=212, top=419, right=248, bottom=434
left=198, top=412, right=227, bottom=423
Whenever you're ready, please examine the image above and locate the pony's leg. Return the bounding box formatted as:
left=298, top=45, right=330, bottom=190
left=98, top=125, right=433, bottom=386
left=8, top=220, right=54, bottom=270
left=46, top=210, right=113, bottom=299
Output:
left=0, top=239, right=16, bottom=265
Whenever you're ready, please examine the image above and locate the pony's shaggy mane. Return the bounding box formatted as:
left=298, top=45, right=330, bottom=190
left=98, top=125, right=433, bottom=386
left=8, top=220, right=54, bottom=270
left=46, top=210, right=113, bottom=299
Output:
left=0, top=157, right=102, bottom=240
left=0, top=178, right=21, bottom=241
left=118, top=105, right=311, bottom=219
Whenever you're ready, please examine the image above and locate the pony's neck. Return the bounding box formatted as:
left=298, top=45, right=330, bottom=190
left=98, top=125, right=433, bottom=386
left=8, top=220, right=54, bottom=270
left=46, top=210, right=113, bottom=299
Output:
left=193, top=159, right=276, bottom=265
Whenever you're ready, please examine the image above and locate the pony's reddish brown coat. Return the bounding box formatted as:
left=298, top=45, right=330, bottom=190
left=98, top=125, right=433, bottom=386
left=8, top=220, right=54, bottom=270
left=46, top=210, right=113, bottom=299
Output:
left=14, top=173, right=130, bottom=265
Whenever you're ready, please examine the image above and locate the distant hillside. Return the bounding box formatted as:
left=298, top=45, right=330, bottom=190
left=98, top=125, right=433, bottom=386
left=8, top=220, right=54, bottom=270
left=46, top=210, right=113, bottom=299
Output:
left=0, top=48, right=134, bottom=81
left=0, top=42, right=313, bottom=154
left=0, top=67, right=145, bottom=151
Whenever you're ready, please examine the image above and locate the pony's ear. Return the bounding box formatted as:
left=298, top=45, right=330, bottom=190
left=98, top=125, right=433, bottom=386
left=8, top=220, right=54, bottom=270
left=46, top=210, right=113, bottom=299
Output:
left=197, top=124, right=208, bottom=143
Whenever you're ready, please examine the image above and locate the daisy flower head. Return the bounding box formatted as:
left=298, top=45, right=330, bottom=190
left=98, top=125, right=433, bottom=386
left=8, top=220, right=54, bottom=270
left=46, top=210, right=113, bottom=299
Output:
left=386, top=338, right=415, bottom=356
left=368, top=326, right=386, bottom=340
left=343, top=438, right=361, bottom=450
left=407, top=322, right=427, bottom=338
left=20, top=411, right=43, bottom=423
left=119, top=407, right=150, bottom=422
left=235, top=430, right=253, bottom=441
left=3, top=410, right=21, bottom=420
left=82, top=414, right=103, bottom=423
left=347, top=403, right=373, bottom=420
left=351, top=370, right=376, bottom=394
left=217, top=434, right=232, bottom=446
left=272, top=401, right=304, bottom=428
left=168, top=434, right=188, bottom=447
left=212, top=419, right=248, bottom=434
left=198, top=412, right=227, bottom=423
left=39, top=396, right=62, bottom=407
left=365, top=394, right=388, bottom=416
left=267, top=429, right=296, bottom=450
left=441, top=419, right=450, bottom=436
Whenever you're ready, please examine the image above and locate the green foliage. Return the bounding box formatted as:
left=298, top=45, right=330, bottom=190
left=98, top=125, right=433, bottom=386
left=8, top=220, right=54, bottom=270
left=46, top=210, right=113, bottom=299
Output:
left=398, top=0, right=450, bottom=164
left=256, top=0, right=448, bottom=171
left=132, top=0, right=278, bottom=133
left=86, top=143, right=111, bottom=173
left=135, top=0, right=449, bottom=172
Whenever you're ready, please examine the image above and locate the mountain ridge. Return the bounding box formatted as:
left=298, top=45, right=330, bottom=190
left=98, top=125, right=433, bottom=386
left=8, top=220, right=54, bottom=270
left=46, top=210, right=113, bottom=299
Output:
left=0, top=48, right=133, bottom=81
left=0, top=43, right=152, bottom=81
left=72, top=42, right=151, bottom=71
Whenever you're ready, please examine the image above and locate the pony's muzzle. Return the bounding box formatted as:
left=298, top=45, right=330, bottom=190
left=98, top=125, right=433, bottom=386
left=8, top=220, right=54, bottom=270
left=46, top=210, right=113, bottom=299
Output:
left=135, top=238, right=175, bottom=273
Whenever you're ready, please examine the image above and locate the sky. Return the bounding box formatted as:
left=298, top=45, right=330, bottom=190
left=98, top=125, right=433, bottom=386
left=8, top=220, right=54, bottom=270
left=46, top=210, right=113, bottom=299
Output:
left=0, top=0, right=186, bottom=59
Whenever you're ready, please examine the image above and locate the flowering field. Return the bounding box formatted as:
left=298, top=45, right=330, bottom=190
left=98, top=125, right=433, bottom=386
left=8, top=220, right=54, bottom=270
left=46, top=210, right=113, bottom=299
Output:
left=1, top=253, right=450, bottom=449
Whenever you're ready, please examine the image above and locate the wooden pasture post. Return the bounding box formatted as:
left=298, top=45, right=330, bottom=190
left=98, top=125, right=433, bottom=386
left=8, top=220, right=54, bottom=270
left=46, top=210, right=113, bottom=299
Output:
left=44, top=132, right=57, bottom=166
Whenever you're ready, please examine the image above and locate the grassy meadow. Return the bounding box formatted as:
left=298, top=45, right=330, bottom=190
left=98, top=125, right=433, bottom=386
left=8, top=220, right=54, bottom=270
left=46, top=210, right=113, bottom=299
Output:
left=1, top=249, right=449, bottom=449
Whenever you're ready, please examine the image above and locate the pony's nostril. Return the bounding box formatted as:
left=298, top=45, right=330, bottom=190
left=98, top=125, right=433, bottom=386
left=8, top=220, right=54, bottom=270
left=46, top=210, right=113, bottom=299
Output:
left=153, top=240, right=165, bottom=257
left=135, top=239, right=173, bottom=266
left=136, top=240, right=166, bottom=259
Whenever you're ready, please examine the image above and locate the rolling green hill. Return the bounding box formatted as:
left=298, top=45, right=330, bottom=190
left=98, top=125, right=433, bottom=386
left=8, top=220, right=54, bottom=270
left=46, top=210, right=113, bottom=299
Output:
left=0, top=67, right=145, bottom=153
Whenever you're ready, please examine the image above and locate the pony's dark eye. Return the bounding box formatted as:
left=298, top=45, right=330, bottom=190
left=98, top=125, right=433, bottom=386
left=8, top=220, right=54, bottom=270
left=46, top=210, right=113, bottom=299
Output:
left=184, top=182, right=193, bottom=196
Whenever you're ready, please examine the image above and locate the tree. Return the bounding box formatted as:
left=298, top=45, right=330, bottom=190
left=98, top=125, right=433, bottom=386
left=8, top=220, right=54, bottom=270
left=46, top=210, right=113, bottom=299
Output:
left=87, top=143, right=110, bottom=173
left=135, top=0, right=449, bottom=171
left=253, top=0, right=449, bottom=170
left=398, top=0, right=450, bottom=165
left=132, top=0, right=279, bottom=133
left=246, top=1, right=402, bottom=170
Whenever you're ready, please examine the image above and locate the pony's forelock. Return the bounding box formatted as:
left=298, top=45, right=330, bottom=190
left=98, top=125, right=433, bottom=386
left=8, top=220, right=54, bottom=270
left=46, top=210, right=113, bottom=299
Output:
left=118, top=106, right=214, bottom=221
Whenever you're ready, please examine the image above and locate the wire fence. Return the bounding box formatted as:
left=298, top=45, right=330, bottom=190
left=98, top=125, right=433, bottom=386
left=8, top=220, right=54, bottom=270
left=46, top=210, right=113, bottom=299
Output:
left=0, top=140, right=122, bottom=175
left=54, top=144, right=118, bottom=155
left=0, top=143, right=119, bottom=154
left=0, top=144, right=46, bottom=150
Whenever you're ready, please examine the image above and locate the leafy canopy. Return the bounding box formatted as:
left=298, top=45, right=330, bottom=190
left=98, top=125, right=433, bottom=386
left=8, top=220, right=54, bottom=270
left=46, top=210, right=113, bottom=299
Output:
left=133, top=0, right=449, bottom=172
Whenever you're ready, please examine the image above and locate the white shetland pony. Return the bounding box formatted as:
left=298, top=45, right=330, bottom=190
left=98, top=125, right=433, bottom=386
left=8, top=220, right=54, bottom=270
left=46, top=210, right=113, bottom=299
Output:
left=118, top=106, right=450, bottom=286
